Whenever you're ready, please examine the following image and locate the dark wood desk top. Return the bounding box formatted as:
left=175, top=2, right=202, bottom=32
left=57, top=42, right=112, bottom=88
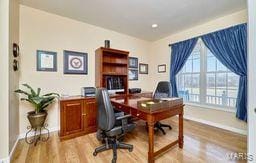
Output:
left=59, top=91, right=153, bottom=102
left=111, top=95, right=183, bottom=114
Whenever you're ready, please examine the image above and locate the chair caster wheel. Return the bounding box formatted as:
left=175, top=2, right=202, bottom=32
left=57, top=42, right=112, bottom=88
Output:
left=93, top=151, right=97, bottom=156
left=128, top=148, right=133, bottom=152
left=169, top=127, right=172, bottom=130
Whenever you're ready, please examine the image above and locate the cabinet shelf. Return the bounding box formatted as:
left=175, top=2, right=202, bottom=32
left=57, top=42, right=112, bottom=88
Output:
left=102, top=72, right=127, bottom=76
left=103, top=62, right=127, bottom=66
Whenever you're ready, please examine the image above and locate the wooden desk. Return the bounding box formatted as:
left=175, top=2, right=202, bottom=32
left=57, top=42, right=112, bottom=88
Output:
left=111, top=95, right=184, bottom=163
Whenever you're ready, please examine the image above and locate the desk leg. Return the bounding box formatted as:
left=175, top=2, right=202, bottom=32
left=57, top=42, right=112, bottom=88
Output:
left=178, top=112, right=184, bottom=148
left=148, top=122, right=154, bottom=163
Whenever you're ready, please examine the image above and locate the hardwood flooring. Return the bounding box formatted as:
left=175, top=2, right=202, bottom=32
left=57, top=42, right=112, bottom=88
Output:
left=11, top=117, right=247, bottom=163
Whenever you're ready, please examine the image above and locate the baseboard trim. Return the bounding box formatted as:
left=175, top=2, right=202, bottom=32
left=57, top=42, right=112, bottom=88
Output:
left=9, top=137, right=19, bottom=162
left=184, top=115, right=247, bottom=135
left=19, top=126, right=59, bottom=139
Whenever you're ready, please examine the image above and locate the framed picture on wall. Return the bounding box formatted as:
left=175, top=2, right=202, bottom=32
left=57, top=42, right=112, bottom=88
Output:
left=158, top=64, right=166, bottom=73
left=129, top=69, right=138, bottom=80
left=36, top=50, right=57, bottom=72
left=139, top=63, right=148, bottom=74
left=129, top=57, right=138, bottom=68
left=63, top=50, right=88, bottom=74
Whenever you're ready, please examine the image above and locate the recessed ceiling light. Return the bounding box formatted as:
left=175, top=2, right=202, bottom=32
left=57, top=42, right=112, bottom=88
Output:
left=152, top=24, right=158, bottom=28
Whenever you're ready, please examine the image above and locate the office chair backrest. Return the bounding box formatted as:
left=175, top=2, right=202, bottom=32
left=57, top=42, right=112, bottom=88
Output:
left=153, top=81, right=172, bottom=99
left=95, top=88, right=115, bottom=131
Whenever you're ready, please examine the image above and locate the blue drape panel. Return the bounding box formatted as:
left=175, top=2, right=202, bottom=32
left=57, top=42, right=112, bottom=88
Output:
left=170, top=38, right=198, bottom=97
left=201, top=24, right=247, bottom=121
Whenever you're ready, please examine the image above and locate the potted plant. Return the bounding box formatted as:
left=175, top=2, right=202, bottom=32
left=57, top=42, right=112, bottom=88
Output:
left=15, top=84, right=59, bottom=128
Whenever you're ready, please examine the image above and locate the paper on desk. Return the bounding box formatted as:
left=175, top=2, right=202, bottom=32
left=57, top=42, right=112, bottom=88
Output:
left=160, top=97, right=180, bottom=101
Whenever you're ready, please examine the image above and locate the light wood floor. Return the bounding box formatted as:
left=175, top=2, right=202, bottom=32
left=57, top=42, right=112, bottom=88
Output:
left=12, top=118, right=247, bottom=163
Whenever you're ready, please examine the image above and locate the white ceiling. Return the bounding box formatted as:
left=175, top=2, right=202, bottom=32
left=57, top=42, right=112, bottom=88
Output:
left=20, top=0, right=246, bottom=41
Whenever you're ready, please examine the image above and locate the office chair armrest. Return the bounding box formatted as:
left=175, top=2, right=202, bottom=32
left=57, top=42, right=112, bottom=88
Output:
left=116, top=114, right=132, bottom=121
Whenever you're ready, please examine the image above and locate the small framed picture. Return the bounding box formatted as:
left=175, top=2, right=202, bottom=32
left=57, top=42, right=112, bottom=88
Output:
left=37, top=50, right=57, bottom=72
left=129, top=69, right=138, bottom=80
left=139, top=63, right=148, bottom=74
left=129, top=57, right=138, bottom=69
left=64, top=50, right=88, bottom=74
left=158, top=64, right=166, bottom=73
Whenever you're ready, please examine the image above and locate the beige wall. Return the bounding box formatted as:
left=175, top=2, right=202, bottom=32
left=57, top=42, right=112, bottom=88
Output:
left=19, top=5, right=151, bottom=134
left=148, top=10, right=247, bottom=132
left=9, top=0, right=20, bottom=153
left=0, top=0, right=10, bottom=159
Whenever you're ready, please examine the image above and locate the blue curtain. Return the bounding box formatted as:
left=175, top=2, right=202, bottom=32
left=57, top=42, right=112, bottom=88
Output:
left=201, top=24, right=247, bottom=121
left=170, top=38, right=198, bottom=97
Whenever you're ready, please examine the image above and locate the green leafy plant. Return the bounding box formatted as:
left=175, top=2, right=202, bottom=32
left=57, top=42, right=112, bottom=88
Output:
left=15, top=84, right=59, bottom=114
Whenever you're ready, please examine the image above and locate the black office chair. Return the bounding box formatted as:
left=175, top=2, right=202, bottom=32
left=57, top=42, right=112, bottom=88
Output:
left=153, top=81, right=172, bottom=135
left=93, top=88, right=135, bottom=163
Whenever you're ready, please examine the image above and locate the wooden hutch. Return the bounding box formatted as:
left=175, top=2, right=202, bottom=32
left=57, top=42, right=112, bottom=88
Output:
left=95, top=47, right=129, bottom=94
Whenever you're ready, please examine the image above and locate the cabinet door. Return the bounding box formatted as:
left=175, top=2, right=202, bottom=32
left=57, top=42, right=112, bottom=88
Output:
left=83, top=99, right=97, bottom=131
left=62, top=100, right=84, bottom=135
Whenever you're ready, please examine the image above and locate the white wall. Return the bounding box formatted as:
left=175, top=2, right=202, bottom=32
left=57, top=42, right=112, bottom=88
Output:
left=247, top=0, right=256, bottom=159
left=19, top=5, right=151, bottom=134
left=0, top=0, right=20, bottom=160
left=148, top=10, right=247, bottom=132
left=9, top=0, right=20, bottom=154
left=0, top=0, right=10, bottom=159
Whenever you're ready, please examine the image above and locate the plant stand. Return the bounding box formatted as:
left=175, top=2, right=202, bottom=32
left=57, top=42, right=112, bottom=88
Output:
left=25, top=123, right=49, bottom=146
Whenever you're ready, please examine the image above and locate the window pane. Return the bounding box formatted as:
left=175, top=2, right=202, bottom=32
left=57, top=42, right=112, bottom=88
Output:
left=191, top=74, right=200, bottom=102
left=207, top=56, right=216, bottom=72
left=228, top=89, right=238, bottom=98
left=176, top=75, right=184, bottom=91
left=184, top=74, right=191, bottom=88
left=206, top=73, right=216, bottom=105
left=207, top=50, right=214, bottom=57
left=227, top=89, right=237, bottom=107
left=228, top=73, right=239, bottom=88
left=185, top=59, right=192, bottom=73
left=193, top=59, right=200, bottom=72
left=217, top=60, right=227, bottom=72
left=216, top=89, right=227, bottom=106
left=193, top=52, right=200, bottom=60
left=176, top=40, right=239, bottom=109
left=216, top=73, right=227, bottom=88
left=207, top=73, right=215, bottom=88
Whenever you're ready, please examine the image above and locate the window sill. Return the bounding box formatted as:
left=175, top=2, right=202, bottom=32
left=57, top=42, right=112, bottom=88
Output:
left=184, top=102, right=236, bottom=113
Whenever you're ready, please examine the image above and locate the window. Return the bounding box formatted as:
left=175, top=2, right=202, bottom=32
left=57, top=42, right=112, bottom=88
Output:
left=176, top=39, right=239, bottom=111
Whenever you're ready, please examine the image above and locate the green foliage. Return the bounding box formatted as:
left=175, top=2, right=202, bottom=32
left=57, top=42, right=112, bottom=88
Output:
left=15, top=84, right=59, bottom=113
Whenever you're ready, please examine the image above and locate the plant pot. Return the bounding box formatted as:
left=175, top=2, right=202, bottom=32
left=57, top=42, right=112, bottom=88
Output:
left=27, top=111, right=47, bottom=128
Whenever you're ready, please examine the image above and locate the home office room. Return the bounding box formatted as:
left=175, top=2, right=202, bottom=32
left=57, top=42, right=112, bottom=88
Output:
left=0, top=0, right=255, bottom=163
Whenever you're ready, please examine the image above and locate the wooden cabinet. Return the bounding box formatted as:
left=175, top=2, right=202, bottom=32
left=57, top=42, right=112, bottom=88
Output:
left=59, top=97, right=97, bottom=140
left=59, top=94, right=153, bottom=140
left=61, top=100, right=84, bottom=136
left=83, top=99, right=97, bottom=132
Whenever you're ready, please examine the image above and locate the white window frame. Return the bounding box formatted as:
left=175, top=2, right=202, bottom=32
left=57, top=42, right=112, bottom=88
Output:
left=176, top=39, right=238, bottom=112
